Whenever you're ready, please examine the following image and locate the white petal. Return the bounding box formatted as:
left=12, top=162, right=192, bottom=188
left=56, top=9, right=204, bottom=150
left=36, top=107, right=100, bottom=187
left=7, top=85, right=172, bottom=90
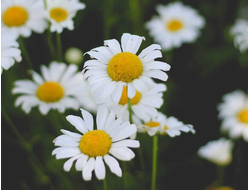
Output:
left=144, top=70, right=168, bottom=81
left=75, top=154, right=88, bottom=171
left=94, top=157, right=106, bottom=180
left=61, top=129, right=82, bottom=139
left=82, top=158, right=95, bottom=181
left=55, top=147, right=81, bottom=159
left=112, top=139, right=140, bottom=148
left=127, top=83, right=136, bottom=98
left=80, top=108, right=94, bottom=131
left=112, top=124, right=137, bottom=142
left=97, top=106, right=108, bottom=130
left=104, top=155, right=122, bottom=177
left=104, top=39, right=122, bottom=54
left=66, top=115, right=88, bottom=134
left=63, top=154, right=82, bottom=172
left=109, top=147, right=134, bottom=161
left=138, top=44, right=161, bottom=59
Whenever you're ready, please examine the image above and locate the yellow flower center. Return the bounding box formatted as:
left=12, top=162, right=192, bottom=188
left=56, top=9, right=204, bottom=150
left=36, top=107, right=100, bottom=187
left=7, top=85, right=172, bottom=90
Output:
left=50, top=8, right=68, bottom=22
left=164, top=125, right=168, bottom=130
left=119, top=86, right=141, bottom=105
left=215, top=187, right=234, bottom=190
left=107, top=52, right=143, bottom=83
left=3, top=6, right=29, bottom=27
left=237, top=108, right=248, bottom=124
left=79, top=130, right=112, bottom=157
left=36, top=82, right=64, bottom=103
left=144, top=121, right=160, bottom=128
left=167, top=20, right=183, bottom=32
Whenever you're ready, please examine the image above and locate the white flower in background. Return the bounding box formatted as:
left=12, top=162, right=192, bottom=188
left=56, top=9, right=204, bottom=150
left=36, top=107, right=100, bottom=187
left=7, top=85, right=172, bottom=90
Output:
left=2, top=0, right=47, bottom=38
left=218, top=90, right=248, bottom=141
left=230, top=19, right=248, bottom=53
left=65, top=47, right=84, bottom=65
left=1, top=30, right=22, bottom=73
left=12, top=62, right=96, bottom=115
left=52, top=106, right=139, bottom=181
left=136, top=112, right=195, bottom=137
left=46, top=0, right=85, bottom=33
left=84, top=33, right=170, bottom=104
left=96, top=80, right=166, bottom=122
left=145, top=2, right=205, bottom=50
left=197, top=138, right=234, bottom=166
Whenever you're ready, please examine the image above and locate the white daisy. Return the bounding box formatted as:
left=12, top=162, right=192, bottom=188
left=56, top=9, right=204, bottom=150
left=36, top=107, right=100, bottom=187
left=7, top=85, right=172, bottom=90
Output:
left=2, top=0, right=48, bottom=38
left=217, top=90, right=248, bottom=141
left=197, top=138, right=234, bottom=166
left=230, top=19, right=248, bottom=53
left=46, top=0, right=85, bottom=33
left=1, top=30, right=22, bottom=73
left=52, top=106, right=139, bottom=181
left=12, top=61, right=96, bottom=115
left=145, top=2, right=205, bottom=50
left=136, top=112, right=195, bottom=137
left=84, top=33, right=170, bottom=103
left=96, top=80, right=166, bottom=122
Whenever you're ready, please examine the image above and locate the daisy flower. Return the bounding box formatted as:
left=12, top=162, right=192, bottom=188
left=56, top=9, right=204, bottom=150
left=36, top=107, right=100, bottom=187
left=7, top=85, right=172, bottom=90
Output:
left=94, top=79, right=166, bottom=122
left=197, top=138, right=233, bottom=166
left=84, top=33, right=170, bottom=103
left=45, top=0, right=85, bottom=33
left=2, top=0, right=47, bottom=38
left=136, top=112, right=195, bottom=137
left=145, top=2, right=205, bottom=50
left=217, top=90, right=248, bottom=141
left=230, top=19, right=248, bottom=53
left=12, top=61, right=96, bottom=115
left=1, top=30, right=22, bottom=73
left=52, top=106, right=139, bottom=181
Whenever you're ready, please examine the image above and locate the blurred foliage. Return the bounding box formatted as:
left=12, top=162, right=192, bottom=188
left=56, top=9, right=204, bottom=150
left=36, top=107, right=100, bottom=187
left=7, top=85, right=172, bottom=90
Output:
left=1, top=0, right=248, bottom=189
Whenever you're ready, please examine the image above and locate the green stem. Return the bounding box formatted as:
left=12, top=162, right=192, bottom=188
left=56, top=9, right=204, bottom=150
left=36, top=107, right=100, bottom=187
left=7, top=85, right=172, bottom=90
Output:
left=138, top=146, right=146, bottom=173
left=215, top=166, right=224, bottom=187
left=103, top=178, right=108, bottom=190
left=127, top=98, right=133, bottom=124
left=56, top=32, right=62, bottom=61
left=151, top=135, right=158, bottom=190
left=46, top=29, right=55, bottom=58
left=18, top=37, right=33, bottom=69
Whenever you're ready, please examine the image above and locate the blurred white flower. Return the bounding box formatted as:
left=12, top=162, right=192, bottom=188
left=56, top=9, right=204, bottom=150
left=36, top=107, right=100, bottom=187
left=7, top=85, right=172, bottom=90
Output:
left=12, top=62, right=96, bottom=115
left=46, top=0, right=85, bottom=33
left=84, top=33, right=170, bottom=104
left=136, top=112, right=195, bottom=137
left=2, top=0, right=47, bottom=38
left=197, top=138, right=234, bottom=166
left=52, top=106, right=139, bottom=181
left=218, top=90, right=248, bottom=141
left=65, top=47, right=83, bottom=65
left=230, top=19, right=248, bottom=53
left=145, top=2, right=205, bottom=50
left=1, top=30, right=22, bottom=73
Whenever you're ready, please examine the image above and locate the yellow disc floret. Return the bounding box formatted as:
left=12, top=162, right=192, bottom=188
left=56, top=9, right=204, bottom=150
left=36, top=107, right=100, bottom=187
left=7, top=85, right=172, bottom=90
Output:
left=237, top=108, right=248, bottom=124
left=3, top=6, right=29, bottom=27
left=107, top=52, right=143, bottom=83
left=119, top=86, right=141, bottom=105
left=79, top=130, right=112, bottom=157
left=144, top=121, right=160, bottom=128
left=36, top=82, right=64, bottom=103
left=167, top=20, right=183, bottom=32
left=50, top=8, right=68, bottom=22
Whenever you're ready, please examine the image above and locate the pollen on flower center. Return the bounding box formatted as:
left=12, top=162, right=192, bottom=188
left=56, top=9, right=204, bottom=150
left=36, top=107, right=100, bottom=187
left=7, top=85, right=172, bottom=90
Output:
left=167, top=20, right=183, bottom=32
left=144, top=121, right=160, bottom=128
left=50, top=8, right=68, bottom=22
left=3, top=6, right=29, bottom=27
left=237, top=108, right=248, bottom=124
left=36, top=82, right=64, bottom=103
left=79, top=130, right=112, bottom=157
left=119, top=86, right=141, bottom=105
left=107, top=52, right=143, bottom=83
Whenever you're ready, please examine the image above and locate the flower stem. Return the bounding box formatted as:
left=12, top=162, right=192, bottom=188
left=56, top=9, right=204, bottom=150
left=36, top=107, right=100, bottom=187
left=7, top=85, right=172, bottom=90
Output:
left=18, top=37, right=33, bottom=69
left=56, top=32, right=62, bottom=61
left=151, top=135, right=158, bottom=190
left=103, top=178, right=108, bottom=190
left=215, top=166, right=224, bottom=187
left=127, top=98, right=133, bottom=123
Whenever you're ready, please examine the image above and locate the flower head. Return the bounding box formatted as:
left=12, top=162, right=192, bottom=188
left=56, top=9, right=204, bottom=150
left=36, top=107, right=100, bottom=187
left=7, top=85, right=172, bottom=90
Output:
left=218, top=90, right=248, bottom=141
left=2, top=0, right=47, bottom=37
left=145, top=2, right=205, bottom=50
left=12, top=61, right=96, bottom=115
left=46, top=0, right=85, bottom=33
left=230, top=19, right=248, bottom=53
left=136, top=112, right=195, bottom=137
left=1, top=30, right=22, bottom=73
left=84, top=33, right=170, bottom=103
left=197, top=138, right=233, bottom=166
left=65, top=47, right=84, bottom=65
left=52, top=106, right=139, bottom=181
